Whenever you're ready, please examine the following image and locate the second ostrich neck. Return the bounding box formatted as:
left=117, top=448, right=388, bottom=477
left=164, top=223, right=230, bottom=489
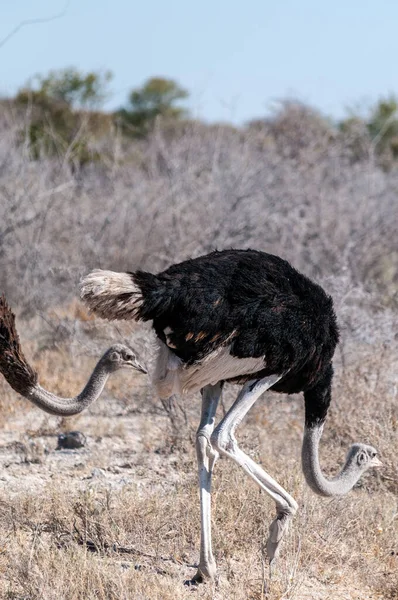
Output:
left=27, top=360, right=110, bottom=416
left=302, top=425, right=361, bottom=497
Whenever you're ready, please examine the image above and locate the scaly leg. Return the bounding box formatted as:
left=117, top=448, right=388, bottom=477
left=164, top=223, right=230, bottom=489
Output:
left=211, top=376, right=298, bottom=564
left=191, top=382, right=222, bottom=583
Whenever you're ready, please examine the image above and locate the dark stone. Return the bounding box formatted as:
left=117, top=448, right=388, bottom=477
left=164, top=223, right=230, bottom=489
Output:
left=56, top=431, right=86, bottom=450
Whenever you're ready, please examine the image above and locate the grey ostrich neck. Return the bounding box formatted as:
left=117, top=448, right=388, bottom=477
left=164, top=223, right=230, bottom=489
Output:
left=302, top=425, right=361, bottom=497
left=26, top=359, right=110, bottom=416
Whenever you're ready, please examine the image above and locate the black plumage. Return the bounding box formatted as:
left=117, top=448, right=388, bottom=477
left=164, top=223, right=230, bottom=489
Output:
left=132, top=249, right=339, bottom=419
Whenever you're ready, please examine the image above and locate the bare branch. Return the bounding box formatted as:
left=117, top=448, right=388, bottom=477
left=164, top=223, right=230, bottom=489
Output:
left=0, top=1, right=70, bottom=50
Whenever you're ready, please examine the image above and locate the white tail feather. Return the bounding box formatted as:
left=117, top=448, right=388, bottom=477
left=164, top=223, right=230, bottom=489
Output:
left=80, top=269, right=143, bottom=320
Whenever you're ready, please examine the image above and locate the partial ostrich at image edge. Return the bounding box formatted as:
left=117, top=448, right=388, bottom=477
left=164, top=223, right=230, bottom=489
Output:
left=0, top=295, right=147, bottom=416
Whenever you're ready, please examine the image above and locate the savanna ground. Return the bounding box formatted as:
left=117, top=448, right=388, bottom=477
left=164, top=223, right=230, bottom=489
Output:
left=0, top=302, right=397, bottom=600
left=0, top=103, right=397, bottom=599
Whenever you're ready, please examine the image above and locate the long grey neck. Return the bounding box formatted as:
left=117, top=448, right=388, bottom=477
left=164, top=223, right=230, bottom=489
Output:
left=26, top=360, right=110, bottom=416
left=302, top=425, right=361, bottom=497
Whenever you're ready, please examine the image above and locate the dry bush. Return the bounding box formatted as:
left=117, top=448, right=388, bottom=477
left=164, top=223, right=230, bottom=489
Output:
left=0, top=103, right=397, bottom=312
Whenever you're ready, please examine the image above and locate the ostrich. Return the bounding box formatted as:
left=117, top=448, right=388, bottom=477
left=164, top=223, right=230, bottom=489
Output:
left=0, top=295, right=147, bottom=416
left=80, top=248, right=381, bottom=583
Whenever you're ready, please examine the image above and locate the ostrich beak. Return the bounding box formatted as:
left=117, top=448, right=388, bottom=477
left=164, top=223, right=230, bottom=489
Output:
left=132, top=357, right=148, bottom=374
left=370, top=456, right=383, bottom=468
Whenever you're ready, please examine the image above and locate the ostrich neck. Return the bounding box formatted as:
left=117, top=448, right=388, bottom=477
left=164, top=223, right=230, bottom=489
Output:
left=26, top=360, right=110, bottom=416
left=302, top=425, right=361, bottom=497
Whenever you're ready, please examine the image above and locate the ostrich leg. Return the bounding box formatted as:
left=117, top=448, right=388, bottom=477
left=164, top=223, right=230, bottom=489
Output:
left=191, top=382, right=222, bottom=583
left=211, top=375, right=298, bottom=564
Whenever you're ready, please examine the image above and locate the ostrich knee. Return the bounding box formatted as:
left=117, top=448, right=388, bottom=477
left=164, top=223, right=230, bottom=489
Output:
left=211, top=426, right=236, bottom=457
left=196, top=431, right=219, bottom=469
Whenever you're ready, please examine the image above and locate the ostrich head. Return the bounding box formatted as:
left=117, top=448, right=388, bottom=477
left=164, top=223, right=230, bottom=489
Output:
left=302, top=428, right=382, bottom=497
left=345, top=443, right=382, bottom=473
left=101, top=344, right=147, bottom=374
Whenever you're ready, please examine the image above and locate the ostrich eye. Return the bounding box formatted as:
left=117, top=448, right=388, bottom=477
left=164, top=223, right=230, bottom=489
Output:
left=122, top=350, right=133, bottom=361
left=371, top=451, right=377, bottom=458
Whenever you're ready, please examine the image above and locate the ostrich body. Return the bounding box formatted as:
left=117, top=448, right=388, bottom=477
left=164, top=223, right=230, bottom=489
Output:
left=0, top=296, right=147, bottom=416
left=81, top=249, right=381, bottom=582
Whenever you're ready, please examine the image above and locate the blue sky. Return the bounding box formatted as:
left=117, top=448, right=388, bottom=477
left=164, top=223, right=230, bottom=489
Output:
left=1, top=0, right=397, bottom=123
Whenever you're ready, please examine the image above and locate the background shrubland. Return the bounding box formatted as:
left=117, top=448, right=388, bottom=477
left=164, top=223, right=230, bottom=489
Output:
left=0, top=70, right=397, bottom=599
left=1, top=69, right=398, bottom=311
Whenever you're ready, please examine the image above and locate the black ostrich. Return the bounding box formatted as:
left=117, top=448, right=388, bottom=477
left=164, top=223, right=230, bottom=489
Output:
left=80, top=248, right=381, bottom=583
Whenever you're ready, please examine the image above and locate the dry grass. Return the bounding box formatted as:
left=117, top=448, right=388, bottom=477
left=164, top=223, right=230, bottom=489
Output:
left=1, top=464, right=396, bottom=600
left=0, top=306, right=397, bottom=600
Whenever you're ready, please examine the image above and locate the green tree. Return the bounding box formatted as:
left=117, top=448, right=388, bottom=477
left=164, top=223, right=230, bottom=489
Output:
left=117, top=77, right=189, bottom=136
left=15, top=68, right=113, bottom=168
left=339, top=96, right=398, bottom=167
left=17, top=67, right=113, bottom=109
left=367, top=96, right=398, bottom=159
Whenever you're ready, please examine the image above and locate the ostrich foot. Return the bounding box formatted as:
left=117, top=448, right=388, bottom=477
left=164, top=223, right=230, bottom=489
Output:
left=185, top=570, right=204, bottom=586
left=184, top=576, right=201, bottom=587
left=266, top=511, right=291, bottom=564
left=184, top=562, right=217, bottom=586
